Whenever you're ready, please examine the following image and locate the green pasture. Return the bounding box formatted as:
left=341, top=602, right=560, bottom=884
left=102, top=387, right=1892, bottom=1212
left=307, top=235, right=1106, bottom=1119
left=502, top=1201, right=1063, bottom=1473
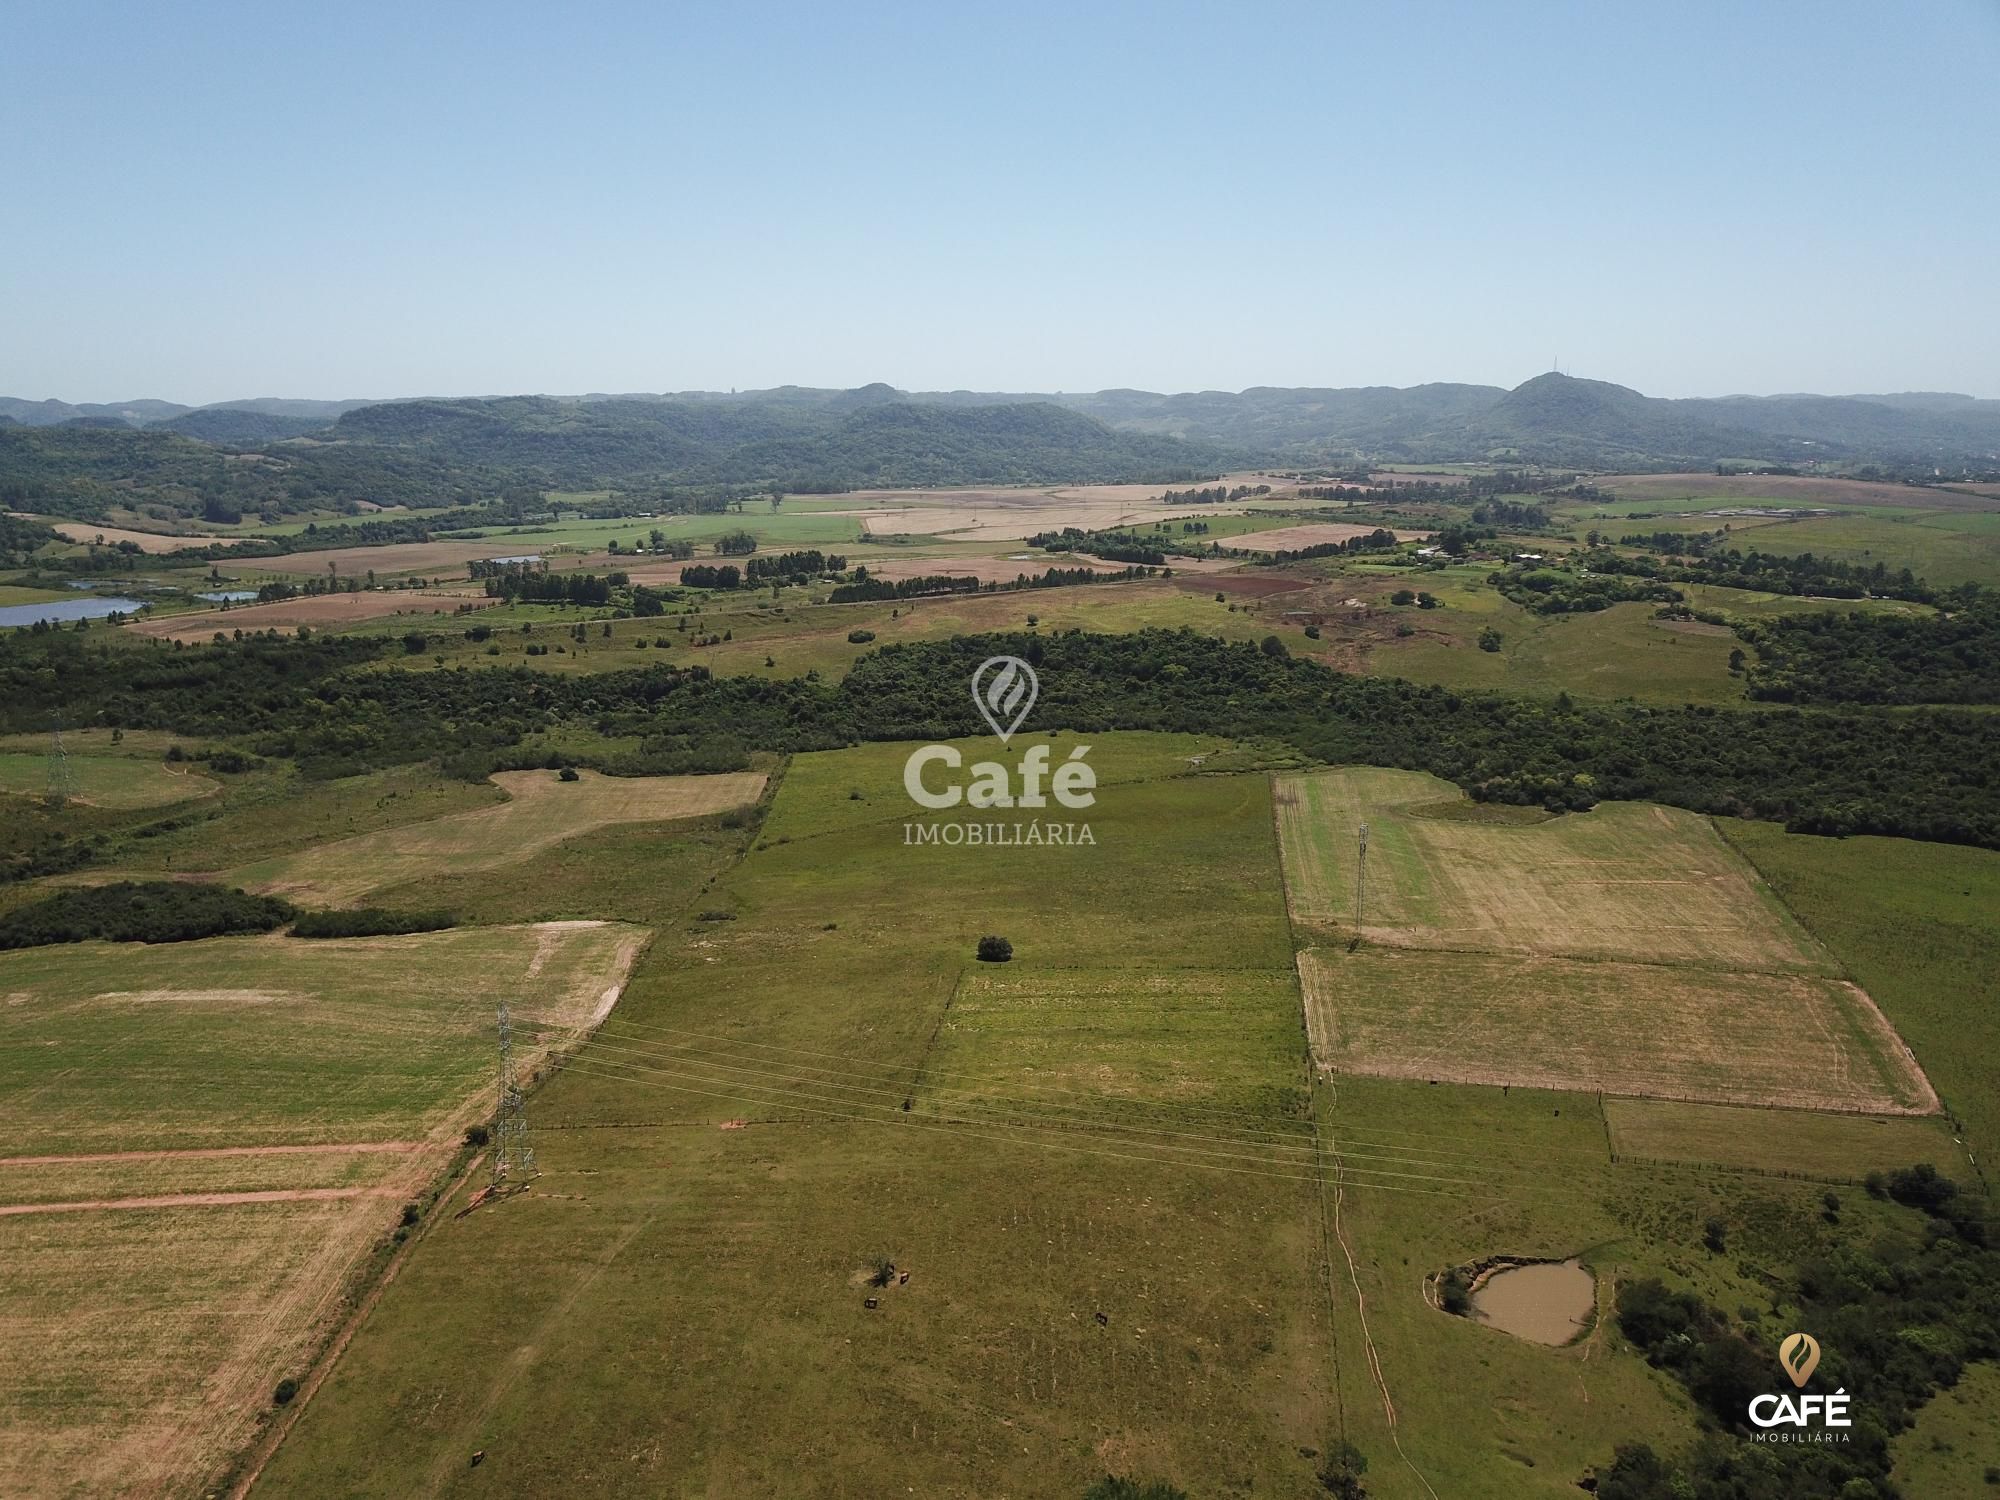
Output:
left=0, top=923, right=645, bottom=1154
left=1720, top=821, right=2000, bottom=1167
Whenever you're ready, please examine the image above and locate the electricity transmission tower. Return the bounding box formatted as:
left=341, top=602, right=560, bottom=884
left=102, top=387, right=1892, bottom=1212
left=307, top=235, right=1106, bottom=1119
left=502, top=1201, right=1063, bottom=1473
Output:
left=46, top=718, right=75, bottom=810
left=492, top=1002, right=537, bottom=1184
left=1352, top=822, right=1370, bottom=941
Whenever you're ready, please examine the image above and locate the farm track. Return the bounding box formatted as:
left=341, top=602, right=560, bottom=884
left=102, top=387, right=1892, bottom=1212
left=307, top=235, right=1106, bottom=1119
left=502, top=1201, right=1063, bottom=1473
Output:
left=0, top=1185, right=406, bottom=1217
left=0, top=1141, right=424, bottom=1169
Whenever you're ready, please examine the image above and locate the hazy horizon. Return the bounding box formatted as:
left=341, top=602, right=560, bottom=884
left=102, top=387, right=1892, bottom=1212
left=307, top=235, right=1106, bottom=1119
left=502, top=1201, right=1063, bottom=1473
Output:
left=8, top=372, right=2000, bottom=411
left=5, top=0, right=1997, bottom=404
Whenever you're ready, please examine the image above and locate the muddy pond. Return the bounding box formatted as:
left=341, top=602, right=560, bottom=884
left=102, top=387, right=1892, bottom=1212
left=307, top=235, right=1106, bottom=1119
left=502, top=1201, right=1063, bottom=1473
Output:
left=1470, top=1259, right=1594, bottom=1345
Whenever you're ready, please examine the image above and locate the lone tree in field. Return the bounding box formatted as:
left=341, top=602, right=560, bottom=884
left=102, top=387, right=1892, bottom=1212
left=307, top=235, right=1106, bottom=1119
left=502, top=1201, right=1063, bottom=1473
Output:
left=976, top=935, right=1013, bottom=963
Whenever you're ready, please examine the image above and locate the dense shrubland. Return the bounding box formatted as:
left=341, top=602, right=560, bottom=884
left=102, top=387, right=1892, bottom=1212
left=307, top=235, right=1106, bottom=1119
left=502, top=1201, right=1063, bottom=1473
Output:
left=5, top=628, right=1997, bottom=849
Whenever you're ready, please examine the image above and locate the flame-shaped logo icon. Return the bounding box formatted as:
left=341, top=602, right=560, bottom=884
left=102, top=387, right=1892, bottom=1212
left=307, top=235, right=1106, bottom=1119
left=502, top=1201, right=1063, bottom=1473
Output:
left=1779, top=1332, right=1820, bottom=1389
left=971, top=656, right=1038, bottom=743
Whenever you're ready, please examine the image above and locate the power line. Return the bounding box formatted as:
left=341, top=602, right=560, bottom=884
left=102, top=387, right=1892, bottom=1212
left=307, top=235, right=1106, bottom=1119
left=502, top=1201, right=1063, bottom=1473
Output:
left=492, top=1001, right=537, bottom=1184
left=585, top=1013, right=1319, bottom=1141
left=566, top=1031, right=1962, bottom=1218
left=584, top=1035, right=1535, bottom=1187
left=553, top=1051, right=1473, bottom=1197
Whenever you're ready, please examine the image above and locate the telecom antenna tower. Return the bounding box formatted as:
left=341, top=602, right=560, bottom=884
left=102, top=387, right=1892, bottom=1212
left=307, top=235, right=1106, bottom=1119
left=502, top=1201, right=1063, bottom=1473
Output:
left=492, top=1002, right=538, bottom=1184
left=46, top=718, right=75, bottom=809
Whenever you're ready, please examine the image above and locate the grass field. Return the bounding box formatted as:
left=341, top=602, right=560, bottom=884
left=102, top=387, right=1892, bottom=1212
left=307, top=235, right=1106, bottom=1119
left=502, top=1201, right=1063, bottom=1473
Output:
left=1603, top=1098, right=1963, bottom=1179
left=1586, top=472, right=2000, bottom=514
left=360, top=580, right=1281, bottom=681
left=1314, top=1074, right=1930, bottom=1499
left=1374, top=597, right=1747, bottom=704
left=26, top=731, right=1942, bottom=1497
left=1274, top=768, right=1829, bottom=970
left=231, top=768, right=765, bottom=905
left=0, top=585, right=70, bottom=606
left=1719, top=821, right=2000, bottom=1168
left=0, top=923, right=646, bottom=1153
left=0, top=749, right=218, bottom=808
left=1891, top=1360, right=2000, bottom=1498
left=254, top=738, right=1348, bottom=1499
left=0, top=921, right=648, bottom=1498
left=1298, top=947, right=1934, bottom=1113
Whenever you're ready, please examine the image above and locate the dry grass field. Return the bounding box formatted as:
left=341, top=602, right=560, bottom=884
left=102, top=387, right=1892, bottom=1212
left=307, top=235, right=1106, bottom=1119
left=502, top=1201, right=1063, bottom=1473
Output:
left=1602, top=1098, right=1962, bottom=1178
left=227, top=540, right=559, bottom=576
left=0, top=922, right=646, bottom=1499
left=848, top=478, right=1279, bottom=541
left=1273, top=768, right=1830, bottom=971
left=1593, top=472, right=2000, bottom=513
left=1297, top=947, right=1937, bottom=1113
left=127, top=590, right=497, bottom=643
left=231, top=768, right=765, bottom=905
left=1229, top=521, right=1433, bottom=551
left=1280, top=766, right=1940, bottom=1118
left=39, top=521, right=215, bottom=553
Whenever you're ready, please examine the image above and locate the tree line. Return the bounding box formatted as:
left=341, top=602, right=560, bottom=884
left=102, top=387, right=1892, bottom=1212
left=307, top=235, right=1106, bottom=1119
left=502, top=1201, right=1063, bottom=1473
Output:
left=7, top=627, right=1998, bottom=851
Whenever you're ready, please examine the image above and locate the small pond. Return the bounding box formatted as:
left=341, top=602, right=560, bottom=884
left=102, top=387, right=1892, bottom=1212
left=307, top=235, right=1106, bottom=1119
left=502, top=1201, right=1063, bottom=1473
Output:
left=487, top=554, right=543, bottom=564
left=1470, top=1259, right=1594, bottom=1345
left=196, top=590, right=260, bottom=602
left=0, top=597, right=146, bottom=627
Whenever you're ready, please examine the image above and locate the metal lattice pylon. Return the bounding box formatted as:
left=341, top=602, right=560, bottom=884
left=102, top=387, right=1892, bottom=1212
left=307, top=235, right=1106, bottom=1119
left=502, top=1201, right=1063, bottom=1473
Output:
left=47, top=718, right=75, bottom=810
left=492, top=1001, right=537, bottom=1184
left=1353, top=822, right=1370, bottom=939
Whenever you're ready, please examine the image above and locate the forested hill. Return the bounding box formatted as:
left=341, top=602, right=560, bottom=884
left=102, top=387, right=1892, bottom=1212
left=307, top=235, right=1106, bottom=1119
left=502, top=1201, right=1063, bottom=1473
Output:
left=4, top=376, right=1995, bottom=525
left=326, top=395, right=1220, bottom=487
left=1036, top=374, right=2000, bottom=468
left=0, top=395, right=1228, bottom=522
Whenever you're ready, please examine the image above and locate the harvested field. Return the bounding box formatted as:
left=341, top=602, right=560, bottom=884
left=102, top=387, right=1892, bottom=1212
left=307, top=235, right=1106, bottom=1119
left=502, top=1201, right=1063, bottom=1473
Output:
left=1298, top=947, right=1938, bottom=1114
left=0, top=751, right=217, bottom=808
left=1227, top=522, right=1433, bottom=552
left=0, top=919, right=647, bottom=1499
left=1175, top=570, right=1315, bottom=598
left=40, top=521, right=215, bottom=553
left=233, top=768, right=764, bottom=905
left=849, top=479, right=1278, bottom=542
left=1602, top=1098, right=1962, bottom=1179
left=1596, top=472, right=2000, bottom=513
left=1273, top=768, right=1830, bottom=971
left=126, top=589, right=496, bottom=643
left=0, top=1194, right=414, bottom=1499
left=228, top=539, right=558, bottom=576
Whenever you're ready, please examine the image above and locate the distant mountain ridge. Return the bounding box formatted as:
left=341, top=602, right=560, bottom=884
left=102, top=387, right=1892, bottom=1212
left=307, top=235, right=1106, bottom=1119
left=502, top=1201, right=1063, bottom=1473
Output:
left=4, top=374, right=1997, bottom=472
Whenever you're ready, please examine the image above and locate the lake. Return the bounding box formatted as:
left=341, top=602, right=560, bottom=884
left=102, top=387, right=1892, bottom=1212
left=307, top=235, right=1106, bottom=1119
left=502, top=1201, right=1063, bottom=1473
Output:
left=0, top=597, right=147, bottom=627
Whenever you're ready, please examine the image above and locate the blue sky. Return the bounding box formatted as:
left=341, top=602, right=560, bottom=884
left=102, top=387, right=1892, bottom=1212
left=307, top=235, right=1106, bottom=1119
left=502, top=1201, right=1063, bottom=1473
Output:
left=3, top=0, right=1995, bottom=402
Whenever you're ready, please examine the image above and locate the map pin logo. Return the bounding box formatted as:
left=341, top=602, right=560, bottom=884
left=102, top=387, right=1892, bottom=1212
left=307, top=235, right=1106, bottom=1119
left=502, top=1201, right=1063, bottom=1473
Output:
left=971, top=656, right=1038, bottom=744
left=1779, top=1332, right=1820, bottom=1388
